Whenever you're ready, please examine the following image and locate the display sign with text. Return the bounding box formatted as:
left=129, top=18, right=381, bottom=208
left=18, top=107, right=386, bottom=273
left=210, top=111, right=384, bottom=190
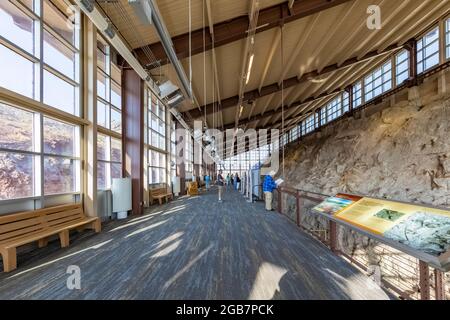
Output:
left=313, top=194, right=450, bottom=270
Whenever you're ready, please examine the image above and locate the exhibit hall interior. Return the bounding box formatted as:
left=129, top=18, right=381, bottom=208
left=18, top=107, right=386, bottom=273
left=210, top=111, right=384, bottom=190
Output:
left=1, top=0, right=450, bottom=305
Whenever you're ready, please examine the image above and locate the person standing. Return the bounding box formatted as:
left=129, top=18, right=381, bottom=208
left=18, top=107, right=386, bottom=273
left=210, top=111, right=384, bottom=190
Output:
left=205, top=174, right=211, bottom=190
left=263, top=173, right=277, bottom=211
left=236, top=174, right=241, bottom=191
left=226, top=173, right=230, bottom=189
left=217, top=170, right=225, bottom=202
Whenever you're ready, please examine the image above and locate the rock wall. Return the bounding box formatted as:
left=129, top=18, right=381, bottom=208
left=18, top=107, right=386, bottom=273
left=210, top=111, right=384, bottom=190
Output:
left=275, top=69, right=450, bottom=298
left=279, top=74, right=450, bottom=206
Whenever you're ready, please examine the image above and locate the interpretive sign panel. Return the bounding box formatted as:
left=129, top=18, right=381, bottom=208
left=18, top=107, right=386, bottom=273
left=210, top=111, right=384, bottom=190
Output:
left=312, top=194, right=450, bottom=271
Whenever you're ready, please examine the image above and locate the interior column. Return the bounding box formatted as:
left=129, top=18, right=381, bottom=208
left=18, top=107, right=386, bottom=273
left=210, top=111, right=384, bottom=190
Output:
left=123, top=68, right=145, bottom=215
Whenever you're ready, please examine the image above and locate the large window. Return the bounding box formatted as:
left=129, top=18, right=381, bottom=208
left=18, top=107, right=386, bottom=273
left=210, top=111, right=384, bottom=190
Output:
left=97, top=36, right=122, bottom=133
left=289, top=125, right=299, bottom=142
left=0, top=0, right=81, bottom=115
left=395, top=50, right=409, bottom=85
left=304, top=114, right=315, bottom=134
left=149, top=150, right=166, bottom=184
left=170, top=119, right=176, bottom=179
left=417, top=27, right=440, bottom=74
left=0, top=102, right=80, bottom=200
left=325, top=95, right=343, bottom=123
left=96, top=35, right=122, bottom=189
left=147, top=89, right=168, bottom=185
left=364, top=61, right=392, bottom=102
left=352, top=81, right=362, bottom=108
left=97, top=134, right=122, bottom=190
left=220, top=144, right=270, bottom=176
left=148, top=93, right=166, bottom=151
left=185, top=132, right=193, bottom=179
left=0, top=1, right=81, bottom=202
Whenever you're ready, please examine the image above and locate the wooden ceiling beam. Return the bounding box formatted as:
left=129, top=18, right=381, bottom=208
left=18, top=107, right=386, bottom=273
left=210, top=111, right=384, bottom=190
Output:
left=133, top=0, right=352, bottom=68
left=187, top=43, right=400, bottom=119
left=223, top=89, right=341, bottom=129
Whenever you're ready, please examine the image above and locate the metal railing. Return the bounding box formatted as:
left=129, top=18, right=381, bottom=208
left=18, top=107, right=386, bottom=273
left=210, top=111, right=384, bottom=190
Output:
left=273, top=186, right=449, bottom=300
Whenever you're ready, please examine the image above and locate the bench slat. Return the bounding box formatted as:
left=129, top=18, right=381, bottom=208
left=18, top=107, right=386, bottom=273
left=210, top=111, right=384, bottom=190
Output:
left=45, top=208, right=83, bottom=222
left=47, top=214, right=85, bottom=228
left=0, top=223, right=45, bottom=243
left=0, top=216, right=42, bottom=235
left=1, top=218, right=97, bottom=249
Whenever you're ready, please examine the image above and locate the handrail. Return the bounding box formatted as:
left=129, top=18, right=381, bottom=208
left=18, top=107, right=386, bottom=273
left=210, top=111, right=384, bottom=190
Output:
left=273, top=185, right=447, bottom=300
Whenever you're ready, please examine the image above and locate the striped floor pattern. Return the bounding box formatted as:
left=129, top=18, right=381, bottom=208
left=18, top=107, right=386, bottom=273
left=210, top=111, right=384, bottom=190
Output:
left=0, top=187, right=390, bottom=300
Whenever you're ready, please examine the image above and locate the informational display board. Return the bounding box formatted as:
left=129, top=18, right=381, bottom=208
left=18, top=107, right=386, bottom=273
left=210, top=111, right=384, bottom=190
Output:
left=312, top=194, right=450, bottom=271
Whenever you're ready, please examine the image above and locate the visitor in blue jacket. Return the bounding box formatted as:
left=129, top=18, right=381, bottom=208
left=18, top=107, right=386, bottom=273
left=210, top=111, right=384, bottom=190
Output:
left=263, top=174, right=277, bottom=211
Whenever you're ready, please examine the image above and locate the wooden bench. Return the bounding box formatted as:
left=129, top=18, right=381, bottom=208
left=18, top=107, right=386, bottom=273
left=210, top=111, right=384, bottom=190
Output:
left=0, top=203, right=101, bottom=272
left=149, top=187, right=173, bottom=205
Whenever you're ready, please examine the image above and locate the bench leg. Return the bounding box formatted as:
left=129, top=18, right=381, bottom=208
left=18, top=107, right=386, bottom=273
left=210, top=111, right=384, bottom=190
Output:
left=92, top=219, right=101, bottom=233
left=1, top=248, right=17, bottom=273
left=38, top=238, right=49, bottom=248
left=59, top=230, right=70, bottom=248
left=159, top=198, right=163, bottom=205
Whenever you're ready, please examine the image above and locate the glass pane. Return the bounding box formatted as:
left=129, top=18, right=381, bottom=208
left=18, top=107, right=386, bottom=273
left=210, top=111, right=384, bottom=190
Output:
left=97, top=161, right=107, bottom=190
left=43, top=117, right=76, bottom=156
left=159, top=168, right=165, bottom=183
left=0, top=44, right=34, bottom=98
left=159, top=135, right=165, bottom=150
left=111, top=81, right=121, bottom=108
left=148, top=169, right=152, bottom=184
left=97, top=40, right=107, bottom=72
left=152, top=167, right=158, bottom=183
left=424, top=28, right=439, bottom=46
left=43, top=0, right=75, bottom=45
left=0, top=1, right=34, bottom=53
left=111, top=62, right=121, bottom=85
left=159, top=103, right=165, bottom=119
left=151, top=150, right=158, bottom=166
left=151, top=114, right=158, bottom=130
left=97, top=70, right=107, bottom=100
left=159, top=120, right=165, bottom=135
left=111, top=163, right=121, bottom=182
left=43, top=70, right=75, bottom=114
left=159, top=153, right=166, bottom=168
left=0, top=103, right=34, bottom=151
left=44, top=30, right=75, bottom=80
left=151, top=131, right=158, bottom=147
left=425, top=53, right=439, bottom=70
left=97, top=100, right=109, bottom=128
left=0, top=152, right=35, bottom=199
left=111, top=138, right=121, bottom=162
left=111, top=108, right=121, bottom=133
left=97, top=134, right=108, bottom=161
left=44, top=156, right=75, bottom=194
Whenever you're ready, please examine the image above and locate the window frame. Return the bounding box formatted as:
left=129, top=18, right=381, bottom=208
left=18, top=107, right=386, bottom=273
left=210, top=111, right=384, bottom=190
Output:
left=0, top=0, right=82, bottom=116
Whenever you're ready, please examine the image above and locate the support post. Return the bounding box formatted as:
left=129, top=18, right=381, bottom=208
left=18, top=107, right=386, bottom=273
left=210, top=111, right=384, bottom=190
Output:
left=277, top=189, right=282, bottom=214
left=345, top=85, right=353, bottom=116
left=123, top=69, right=145, bottom=215
left=419, top=260, right=431, bottom=300
left=434, top=269, right=445, bottom=300
left=82, top=18, right=98, bottom=218
left=296, top=191, right=301, bottom=227
left=176, top=120, right=187, bottom=195
left=405, top=39, right=418, bottom=87
left=329, top=221, right=338, bottom=253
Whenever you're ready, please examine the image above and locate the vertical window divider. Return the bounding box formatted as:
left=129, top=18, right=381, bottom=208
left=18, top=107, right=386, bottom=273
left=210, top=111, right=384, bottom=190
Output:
left=440, top=18, right=446, bottom=64
left=39, top=113, right=44, bottom=208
